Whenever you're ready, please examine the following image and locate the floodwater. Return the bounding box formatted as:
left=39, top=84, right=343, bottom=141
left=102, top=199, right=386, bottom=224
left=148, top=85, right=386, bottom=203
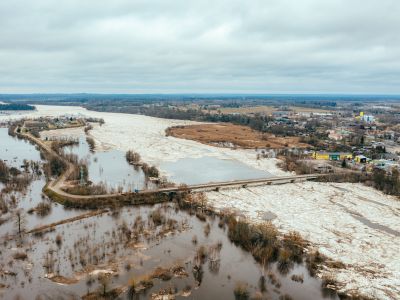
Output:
left=0, top=127, right=340, bottom=300
left=44, top=128, right=272, bottom=189
left=62, top=135, right=154, bottom=192
left=0, top=202, right=339, bottom=300
left=161, top=157, right=272, bottom=185
left=0, top=128, right=86, bottom=230
left=0, top=128, right=41, bottom=167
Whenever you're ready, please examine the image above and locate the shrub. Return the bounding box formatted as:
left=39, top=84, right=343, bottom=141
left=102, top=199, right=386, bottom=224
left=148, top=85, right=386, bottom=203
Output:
left=195, top=246, right=208, bottom=264
left=139, top=277, right=154, bottom=289
left=204, top=223, right=211, bottom=237
left=55, top=234, right=62, bottom=247
left=233, top=282, right=249, bottom=300
left=195, top=212, right=207, bottom=222
left=84, top=124, right=93, bottom=133
left=63, top=183, right=107, bottom=196
left=35, top=202, right=52, bottom=217
left=291, top=274, right=304, bottom=283
left=86, top=137, right=95, bottom=152
left=149, top=209, right=165, bottom=226
left=277, top=249, right=294, bottom=275
left=141, top=163, right=160, bottom=178
left=0, top=160, right=10, bottom=182
left=306, top=250, right=325, bottom=276
left=45, top=156, right=66, bottom=177
left=13, top=252, right=28, bottom=260
left=152, top=267, right=172, bottom=281
left=125, top=150, right=141, bottom=164
left=322, top=275, right=336, bottom=287
left=282, top=231, right=305, bottom=263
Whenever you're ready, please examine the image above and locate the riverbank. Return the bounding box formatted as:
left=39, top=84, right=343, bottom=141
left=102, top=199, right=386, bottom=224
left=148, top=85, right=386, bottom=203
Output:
left=2, top=104, right=399, bottom=299
left=206, top=182, right=400, bottom=300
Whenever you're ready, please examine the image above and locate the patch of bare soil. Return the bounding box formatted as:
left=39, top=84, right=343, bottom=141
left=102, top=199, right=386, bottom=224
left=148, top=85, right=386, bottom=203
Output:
left=166, top=123, right=309, bottom=149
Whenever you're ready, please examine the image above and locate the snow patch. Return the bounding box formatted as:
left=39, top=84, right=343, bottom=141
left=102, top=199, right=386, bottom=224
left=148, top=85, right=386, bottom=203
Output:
left=206, top=182, right=400, bottom=300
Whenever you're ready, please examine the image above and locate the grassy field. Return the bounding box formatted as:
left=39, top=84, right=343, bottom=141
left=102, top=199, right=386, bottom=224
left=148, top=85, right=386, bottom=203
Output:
left=167, top=123, right=309, bottom=149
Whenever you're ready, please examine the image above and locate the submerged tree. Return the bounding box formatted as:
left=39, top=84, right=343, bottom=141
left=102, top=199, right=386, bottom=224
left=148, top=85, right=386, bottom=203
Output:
left=98, top=273, right=111, bottom=296
left=126, top=150, right=141, bottom=164
left=14, top=209, right=26, bottom=236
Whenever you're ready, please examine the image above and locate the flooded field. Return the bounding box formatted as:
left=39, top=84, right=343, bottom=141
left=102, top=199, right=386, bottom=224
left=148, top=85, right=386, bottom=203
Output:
left=0, top=128, right=41, bottom=168
left=41, top=126, right=272, bottom=189
left=1, top=202, right=339, bottom=300
left=65, top=135, right=153, bottom=192
left=0, top=128, right=85, bottom=229
left=0, top=126, right=340, bottom=299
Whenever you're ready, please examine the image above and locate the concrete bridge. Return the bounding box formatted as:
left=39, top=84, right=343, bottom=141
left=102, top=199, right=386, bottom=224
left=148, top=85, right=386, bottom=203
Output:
left=136, top=174, right=320, bottom=195
left=17, top=127, right=323, bottom=203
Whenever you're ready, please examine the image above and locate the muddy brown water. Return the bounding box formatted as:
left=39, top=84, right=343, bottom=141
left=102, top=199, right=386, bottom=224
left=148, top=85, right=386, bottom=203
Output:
left=0, top=127, right=339, bottom=299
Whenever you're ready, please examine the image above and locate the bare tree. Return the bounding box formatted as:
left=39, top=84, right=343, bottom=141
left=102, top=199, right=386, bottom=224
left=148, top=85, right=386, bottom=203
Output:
left=14, top=209, right=26, bottom=236
left=98, top=273, right=111, bottom=296
left=196, top=193, right=207, bottom=213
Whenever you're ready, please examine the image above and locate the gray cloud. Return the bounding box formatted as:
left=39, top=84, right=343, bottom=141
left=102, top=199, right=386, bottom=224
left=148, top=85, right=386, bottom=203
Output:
left=0, top=0, right=399, bottom=93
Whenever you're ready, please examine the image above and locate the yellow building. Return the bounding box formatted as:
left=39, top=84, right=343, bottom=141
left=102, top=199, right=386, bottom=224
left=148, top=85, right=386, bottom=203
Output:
left=313, top=151, right=352, bottom=161
left=312, top=151, right=330, bottom=160
left=340, top=153, right=353, bottom=160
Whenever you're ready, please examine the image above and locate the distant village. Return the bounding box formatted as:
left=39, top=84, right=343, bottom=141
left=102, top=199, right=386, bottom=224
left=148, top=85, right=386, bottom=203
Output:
left=191, top=102, right=400, bottom=176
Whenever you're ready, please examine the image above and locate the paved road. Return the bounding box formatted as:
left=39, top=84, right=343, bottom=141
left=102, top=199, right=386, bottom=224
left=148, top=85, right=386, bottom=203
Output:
left=19, top=129, right=322, bottom=201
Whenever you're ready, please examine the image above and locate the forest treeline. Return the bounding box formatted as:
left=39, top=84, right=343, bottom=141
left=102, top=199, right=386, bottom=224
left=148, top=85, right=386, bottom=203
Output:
left=0, top=103, right=35, bottom=111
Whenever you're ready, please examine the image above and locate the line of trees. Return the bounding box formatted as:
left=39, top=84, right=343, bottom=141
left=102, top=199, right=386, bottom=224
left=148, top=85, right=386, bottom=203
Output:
left=0, top=103, right=35, bottom=111
left=372, top=168, right=400, bottom=196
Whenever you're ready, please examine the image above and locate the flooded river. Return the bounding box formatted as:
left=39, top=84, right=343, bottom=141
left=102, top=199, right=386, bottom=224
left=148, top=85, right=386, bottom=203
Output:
left=0, top=127, right=339, bottom=299
left=161, top=157, right=271, bottom=185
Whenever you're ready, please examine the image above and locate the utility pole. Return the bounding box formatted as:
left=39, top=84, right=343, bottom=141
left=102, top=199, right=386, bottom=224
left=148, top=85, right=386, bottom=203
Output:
left=80, top=166, right=85, bottom=186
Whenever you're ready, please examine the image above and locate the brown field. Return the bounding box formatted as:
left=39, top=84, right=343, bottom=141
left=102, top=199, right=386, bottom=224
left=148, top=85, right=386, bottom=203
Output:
left=166, top=123, right=309, bottom=149
left=205, top=105, right=332, bottom=115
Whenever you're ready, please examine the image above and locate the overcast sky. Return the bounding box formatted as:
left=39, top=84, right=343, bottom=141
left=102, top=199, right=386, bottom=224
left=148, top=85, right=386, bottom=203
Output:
left=0, top=0, right=399, bottom=94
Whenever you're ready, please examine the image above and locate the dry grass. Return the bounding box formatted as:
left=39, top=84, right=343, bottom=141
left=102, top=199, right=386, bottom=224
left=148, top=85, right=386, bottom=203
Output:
left=167, top=123, right=308, bottom=149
